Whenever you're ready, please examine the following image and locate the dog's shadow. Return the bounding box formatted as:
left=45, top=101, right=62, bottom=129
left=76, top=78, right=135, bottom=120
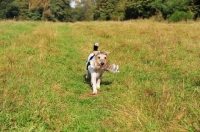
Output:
left=83, top=74, right=112, bottom=87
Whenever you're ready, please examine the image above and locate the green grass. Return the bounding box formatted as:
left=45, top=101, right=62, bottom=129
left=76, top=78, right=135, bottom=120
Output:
left=0, top=20, right=200, bottom=131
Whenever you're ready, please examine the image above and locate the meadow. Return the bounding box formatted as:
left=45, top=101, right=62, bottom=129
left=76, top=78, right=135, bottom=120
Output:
left=0, top=20, right=199, bottom=131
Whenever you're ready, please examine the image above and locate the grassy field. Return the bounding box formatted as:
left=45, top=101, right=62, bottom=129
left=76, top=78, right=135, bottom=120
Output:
left=0, top=20, right=199, bottom=131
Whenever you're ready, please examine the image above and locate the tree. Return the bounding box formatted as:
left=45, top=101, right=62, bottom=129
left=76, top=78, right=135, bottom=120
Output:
left=94, top=0, right=119, bottom=20
left=72, top=0, right=96, bottom=21
left=149, top=0, right=164, bottom=15
left=1, top=0, right=200, bottom=21
left=189, top=0, right=200, bottom=19
left=108, top=0, right=127, bottom=20
left=161, top=0, right=190, bottom=19
left=6, top=3, right=20, bottom=19
left=36, top=0, right=51, bottom=20
left=27, top=9, right=41, bottom=20
left=125, top=0, right=154, bottom=19
left=50, top=0, right=71, bottom=21
left=12, top=0, right=29, bottom=19
left=81, top=0, right=96, bottom=21
left=0, top=0, right=19, bottom=19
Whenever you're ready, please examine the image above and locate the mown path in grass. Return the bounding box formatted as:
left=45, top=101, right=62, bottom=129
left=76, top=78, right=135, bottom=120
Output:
left=0, top=21, right=123, bottom=131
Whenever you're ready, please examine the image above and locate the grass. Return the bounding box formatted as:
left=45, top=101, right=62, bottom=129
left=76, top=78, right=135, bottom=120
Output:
left=0, top=20, right=200, bottom=131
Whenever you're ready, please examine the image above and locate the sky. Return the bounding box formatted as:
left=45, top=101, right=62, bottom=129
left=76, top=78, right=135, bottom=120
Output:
left=70, top=1, right=76, bottom=8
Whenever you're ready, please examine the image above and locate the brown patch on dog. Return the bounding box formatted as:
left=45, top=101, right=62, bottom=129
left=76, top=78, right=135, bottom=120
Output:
left=104, top=51, right=110, bottom=56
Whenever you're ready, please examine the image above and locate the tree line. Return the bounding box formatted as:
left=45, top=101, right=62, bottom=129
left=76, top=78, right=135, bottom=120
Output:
left=0, top=0, right=200, bottom=22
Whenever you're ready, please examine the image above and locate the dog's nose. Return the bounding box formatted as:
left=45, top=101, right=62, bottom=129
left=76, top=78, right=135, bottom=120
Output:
left=101, top=62, right=104, bottom=66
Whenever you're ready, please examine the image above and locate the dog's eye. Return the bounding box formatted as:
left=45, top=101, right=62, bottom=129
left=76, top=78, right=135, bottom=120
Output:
left=98, top=57, right=100, bottom=59
left=104, top=57, right=107, bottom=59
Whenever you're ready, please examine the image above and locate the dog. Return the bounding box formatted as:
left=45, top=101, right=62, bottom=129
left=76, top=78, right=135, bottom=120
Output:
left=86, top=43, right=119, bottom=94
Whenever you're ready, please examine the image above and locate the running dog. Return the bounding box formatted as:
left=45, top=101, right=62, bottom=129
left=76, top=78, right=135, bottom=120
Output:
left=86, top=43, right=119, bottom=94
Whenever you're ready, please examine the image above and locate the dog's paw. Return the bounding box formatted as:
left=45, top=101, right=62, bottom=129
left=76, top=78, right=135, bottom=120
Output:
left=93, top=91, right=97, bottom=95
left=93, top=89, right=97, bottom=95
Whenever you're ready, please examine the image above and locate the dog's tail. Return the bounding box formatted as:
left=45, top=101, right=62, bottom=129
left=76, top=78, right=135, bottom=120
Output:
left=93, top=42, right=99, bottom=51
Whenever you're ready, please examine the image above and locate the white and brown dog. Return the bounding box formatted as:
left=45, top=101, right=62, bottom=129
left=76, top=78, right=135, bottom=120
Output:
left=86, top=43, right=119, bottom=94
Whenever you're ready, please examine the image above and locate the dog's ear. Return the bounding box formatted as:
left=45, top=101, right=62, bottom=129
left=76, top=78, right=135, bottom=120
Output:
left=93, top=51, right=100, bottom=56
left=104, top=51, right=110, bottom=56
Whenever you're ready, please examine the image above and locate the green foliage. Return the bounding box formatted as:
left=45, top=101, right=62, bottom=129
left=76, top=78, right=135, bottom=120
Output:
left=50, top=0, right=71, bottom=21
left=110, top=0, right=126, bottom=20
left=189, top=0, right=200, bottom=19
left=72, top=0, right=96, bottom=21
left=161, top=0, right=190, bottom=19
left=0, top=0, right=18, bottom=19
left=94, top=0, right=113, bottom=20
left=13, top=0, right=28, bottom=19
left=70, top=8, right=82, bottom=22
left=5, top=2, right=19, bottom=19
left=0, top=0, right=200, bottom=21
left=27, top=10, right=41, bottom=20
left=94, top=0, right=125, bottom=20
left=153, top=11, right=165, bottom=22
left=126, top=0, right=154, bottom=19
left=169, top=11, right=193, bottom=22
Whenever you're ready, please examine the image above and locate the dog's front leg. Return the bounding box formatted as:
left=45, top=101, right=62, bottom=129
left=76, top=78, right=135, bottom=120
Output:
left=97, top=75, right=101, bottom=89
left=91, top=72, right=97, bottom=94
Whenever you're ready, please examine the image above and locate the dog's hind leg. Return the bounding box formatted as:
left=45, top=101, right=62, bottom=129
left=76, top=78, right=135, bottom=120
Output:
left=85, top=70, right=89, bottom=79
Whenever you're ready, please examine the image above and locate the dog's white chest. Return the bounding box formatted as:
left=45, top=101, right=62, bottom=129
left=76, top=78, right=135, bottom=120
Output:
left=94, top=69, right=104, bottom=78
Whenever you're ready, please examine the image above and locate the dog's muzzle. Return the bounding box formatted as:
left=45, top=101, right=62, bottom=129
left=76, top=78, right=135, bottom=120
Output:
left=101, top=62, right=105, bottom=66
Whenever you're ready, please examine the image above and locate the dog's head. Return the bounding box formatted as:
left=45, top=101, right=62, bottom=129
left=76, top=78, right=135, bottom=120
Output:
left=93, top=51, right=110, bottom=67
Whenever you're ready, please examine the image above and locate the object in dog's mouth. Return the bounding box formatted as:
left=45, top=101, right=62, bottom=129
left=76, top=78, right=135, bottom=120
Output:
left=104, top=63, right=119, bottom=73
